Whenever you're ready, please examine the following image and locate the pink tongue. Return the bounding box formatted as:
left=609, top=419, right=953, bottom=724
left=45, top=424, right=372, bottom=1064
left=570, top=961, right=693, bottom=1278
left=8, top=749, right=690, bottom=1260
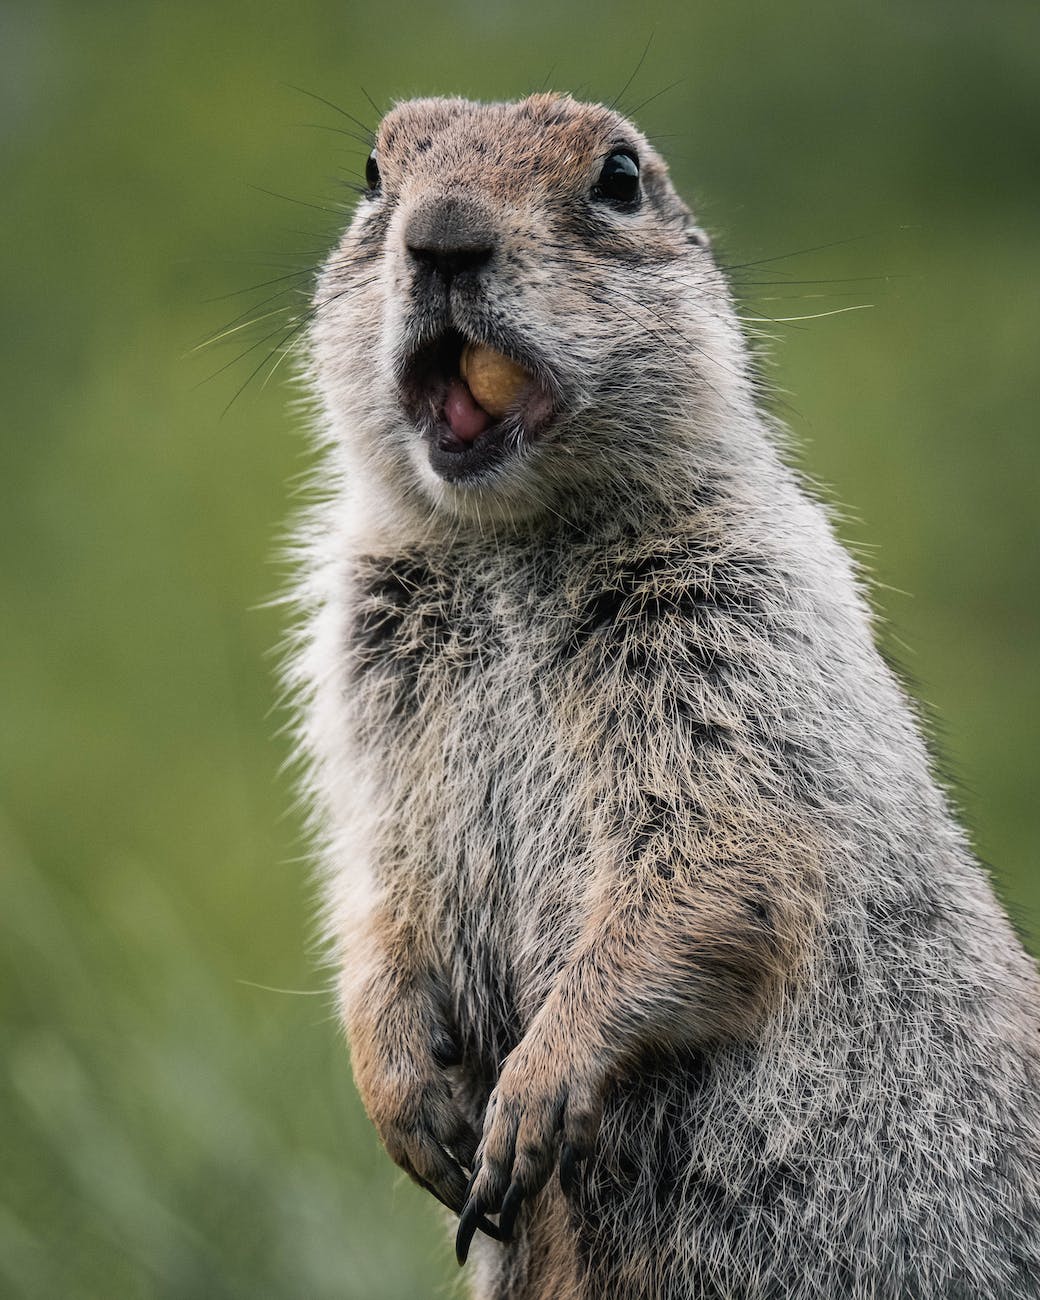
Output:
left=444, top=379, right=492, bottom=443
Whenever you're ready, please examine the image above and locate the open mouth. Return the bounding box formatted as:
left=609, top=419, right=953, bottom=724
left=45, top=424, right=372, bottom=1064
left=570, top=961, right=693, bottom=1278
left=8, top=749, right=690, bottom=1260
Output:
left=399, top=329, right=555, bottom=482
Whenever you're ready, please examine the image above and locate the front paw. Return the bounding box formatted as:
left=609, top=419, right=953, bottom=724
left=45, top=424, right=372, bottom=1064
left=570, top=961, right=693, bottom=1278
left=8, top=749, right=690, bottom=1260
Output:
left=366, top=1057, right=474, bottom=1210
left=455, top=1037, right=604, bottom=1263
left=349, top=1015, right=476, bottom=1206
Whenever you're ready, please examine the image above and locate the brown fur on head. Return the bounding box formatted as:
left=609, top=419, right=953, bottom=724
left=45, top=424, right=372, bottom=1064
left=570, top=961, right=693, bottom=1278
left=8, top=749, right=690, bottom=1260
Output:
left=308, top=94, right=747, bottom=530
left=374, top=93, right=689, bottom=221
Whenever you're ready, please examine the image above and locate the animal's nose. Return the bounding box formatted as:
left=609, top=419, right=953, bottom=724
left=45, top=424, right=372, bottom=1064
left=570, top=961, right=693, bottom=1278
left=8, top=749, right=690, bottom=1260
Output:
left=405, top=197, right=496, bottom=285
left=408, top=242, right=494, bottom=281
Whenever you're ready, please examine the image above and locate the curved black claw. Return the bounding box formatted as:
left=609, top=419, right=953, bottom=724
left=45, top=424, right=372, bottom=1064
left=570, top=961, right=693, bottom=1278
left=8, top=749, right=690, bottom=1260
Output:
left=475, top=1213, right=503, bottom=1243
left=415, top=1178, right=503, bottom=1245
left=415, top=1175, right=456, bottom=1214
left=497, top=1181, right=525, bottom=1242
left=456, top=1197, right=486, bottom=1265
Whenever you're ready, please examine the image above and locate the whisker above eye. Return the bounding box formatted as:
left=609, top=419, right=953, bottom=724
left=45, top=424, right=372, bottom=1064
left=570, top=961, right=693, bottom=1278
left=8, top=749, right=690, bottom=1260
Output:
left=281, top=81, right=377, bottom=141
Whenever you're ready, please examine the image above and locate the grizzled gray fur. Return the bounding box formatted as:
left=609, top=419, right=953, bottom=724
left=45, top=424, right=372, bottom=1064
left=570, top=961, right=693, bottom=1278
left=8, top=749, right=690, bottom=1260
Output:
left=287, top=93, right=1040, bottom=1298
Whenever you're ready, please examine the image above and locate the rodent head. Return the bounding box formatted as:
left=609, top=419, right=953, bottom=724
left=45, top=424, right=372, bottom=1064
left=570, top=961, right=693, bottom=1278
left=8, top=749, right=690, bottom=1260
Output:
left=310, top=94, right=753, bottom=528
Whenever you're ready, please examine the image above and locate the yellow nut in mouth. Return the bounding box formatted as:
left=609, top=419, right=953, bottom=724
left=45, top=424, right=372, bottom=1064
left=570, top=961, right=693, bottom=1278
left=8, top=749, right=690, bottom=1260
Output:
left=459, top=342, right=529, bottom=418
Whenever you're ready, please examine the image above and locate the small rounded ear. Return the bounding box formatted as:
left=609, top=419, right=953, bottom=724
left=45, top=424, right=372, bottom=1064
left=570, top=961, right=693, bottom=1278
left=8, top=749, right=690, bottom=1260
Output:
left=669, top=193, right=712, bottom=251
left=686, top=223, right=711, bottom=251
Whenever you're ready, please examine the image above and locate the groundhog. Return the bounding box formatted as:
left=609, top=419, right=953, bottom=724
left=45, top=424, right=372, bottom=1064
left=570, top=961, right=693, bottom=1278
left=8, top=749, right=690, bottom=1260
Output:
left=289, top=93, right=1040, bottom=1298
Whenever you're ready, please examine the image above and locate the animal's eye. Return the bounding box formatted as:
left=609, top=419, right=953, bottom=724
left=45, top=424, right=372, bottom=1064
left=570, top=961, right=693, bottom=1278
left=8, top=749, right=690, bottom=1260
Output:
left=365, top=149, right=381, bottom=193
left=592, top=150, right=640, bottom=206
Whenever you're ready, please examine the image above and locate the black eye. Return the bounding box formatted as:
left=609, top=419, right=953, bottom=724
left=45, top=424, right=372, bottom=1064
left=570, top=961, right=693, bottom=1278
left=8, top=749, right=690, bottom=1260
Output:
left=592, top=150, right=640, bottom=206
left=365, top=149, right=381, bottom=193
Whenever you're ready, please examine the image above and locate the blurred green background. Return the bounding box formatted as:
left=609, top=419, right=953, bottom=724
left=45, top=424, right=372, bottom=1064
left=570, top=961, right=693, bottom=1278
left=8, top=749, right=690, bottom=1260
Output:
left=1, top=0, right=1037, bottom=1295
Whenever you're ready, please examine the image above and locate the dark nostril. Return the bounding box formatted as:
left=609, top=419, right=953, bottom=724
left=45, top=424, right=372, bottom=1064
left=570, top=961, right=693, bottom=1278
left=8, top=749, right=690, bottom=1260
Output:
left=407, top=243, right=494, bottom=282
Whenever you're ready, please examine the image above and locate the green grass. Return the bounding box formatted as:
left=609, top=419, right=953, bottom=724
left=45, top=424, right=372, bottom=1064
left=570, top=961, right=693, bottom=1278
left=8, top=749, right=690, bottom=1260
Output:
left=1, top=1, right=1037, bottom=1294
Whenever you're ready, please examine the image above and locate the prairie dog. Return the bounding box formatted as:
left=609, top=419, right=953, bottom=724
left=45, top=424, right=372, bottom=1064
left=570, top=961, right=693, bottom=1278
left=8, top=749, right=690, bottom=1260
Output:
left=291, top=94, right=1040, bottom=1298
